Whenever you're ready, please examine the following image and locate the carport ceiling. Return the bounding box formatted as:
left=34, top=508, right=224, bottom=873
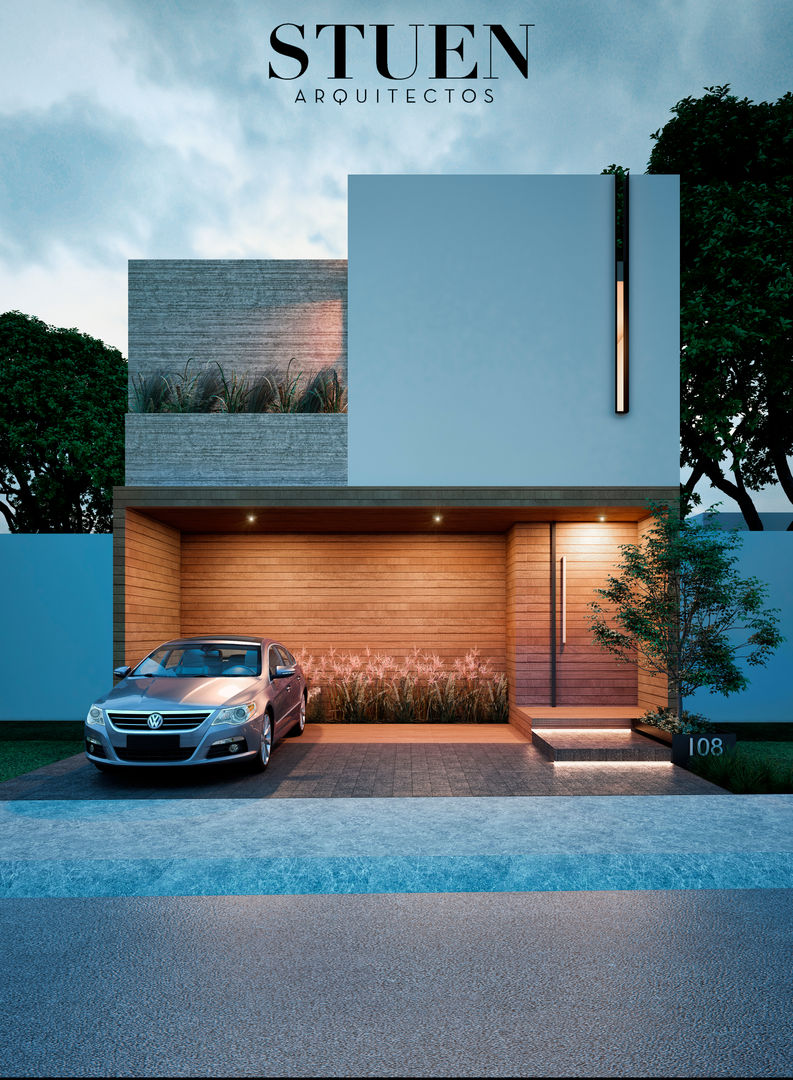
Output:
left=130, top=505, right=652, bottom=534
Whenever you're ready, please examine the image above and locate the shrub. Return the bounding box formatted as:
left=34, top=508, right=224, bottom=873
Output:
left=689, top=746, right=793, bottom=794
left=639, top=706, right=713, bottom=734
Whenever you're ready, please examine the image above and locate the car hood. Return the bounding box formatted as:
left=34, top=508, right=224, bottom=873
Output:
left=98, top=676, right=260, bottom=711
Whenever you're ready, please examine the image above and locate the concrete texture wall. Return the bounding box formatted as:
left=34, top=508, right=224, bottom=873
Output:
left=348, top=174, right=679, bottom=488
left=125, top=415, right=348, bottom=486
left=0, top=535, right=112, bottom=720
left=128, top=259, right=347, bottom=386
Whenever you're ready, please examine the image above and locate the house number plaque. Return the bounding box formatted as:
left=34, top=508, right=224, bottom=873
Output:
left=671, top=733, right=737, bottom=766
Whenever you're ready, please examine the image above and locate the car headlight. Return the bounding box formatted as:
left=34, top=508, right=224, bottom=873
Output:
left=86, top=705, right=105, bottom=727
left=212, top=702, right=256, bottom=726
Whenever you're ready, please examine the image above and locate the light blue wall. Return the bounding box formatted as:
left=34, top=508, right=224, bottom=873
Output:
left=0, top=535, right=112, bottom=721
left=347, top=174, right=679, bottom=487
left=687, top=535, right=793, bottom=723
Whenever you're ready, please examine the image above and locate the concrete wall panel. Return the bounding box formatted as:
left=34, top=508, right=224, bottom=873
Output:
left=348, top=174, right=679, bottom=488
left=0, top=535, right=112, bottom=721
left=125, top=415, right=348, bottom=486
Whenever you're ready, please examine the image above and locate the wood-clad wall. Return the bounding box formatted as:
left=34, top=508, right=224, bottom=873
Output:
left=180, top=533, right=506, bottom=667
left=123, top=512, right=665, bottom=710
left=555, top=522, right=637, bottom=706
left=124, top=509, right=181, bottom=666
left=506, top=525, right=551, bottom=718
left=507, top=521, right=640, bottom=708
left=636, top=514, right=672, bottom=712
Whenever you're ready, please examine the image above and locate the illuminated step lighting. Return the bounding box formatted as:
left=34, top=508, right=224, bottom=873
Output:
left=553, top=760, right=673, bottom=767
left=535, top=727, right=636, bottom=735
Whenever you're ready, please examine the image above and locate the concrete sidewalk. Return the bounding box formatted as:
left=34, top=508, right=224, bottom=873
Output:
left=2, top=794, right=792, bottom=898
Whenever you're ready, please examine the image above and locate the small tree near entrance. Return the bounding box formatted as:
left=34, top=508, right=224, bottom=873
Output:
left=586, top=505, right=783, bottom=720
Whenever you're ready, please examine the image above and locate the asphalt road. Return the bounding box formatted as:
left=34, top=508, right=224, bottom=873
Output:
left=1, top=889, right=791, bottom=1077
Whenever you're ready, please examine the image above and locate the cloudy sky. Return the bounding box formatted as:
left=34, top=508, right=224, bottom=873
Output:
left=1, top=0, right=792, bottom=512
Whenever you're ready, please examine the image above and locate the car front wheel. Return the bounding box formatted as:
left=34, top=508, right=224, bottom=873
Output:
left=250, top=713, right=273, bottom=772
left=288, top=696, right=306, bottom=737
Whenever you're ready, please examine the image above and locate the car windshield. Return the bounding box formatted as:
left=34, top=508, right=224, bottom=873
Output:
left=131, top=644, right=262, bottom=678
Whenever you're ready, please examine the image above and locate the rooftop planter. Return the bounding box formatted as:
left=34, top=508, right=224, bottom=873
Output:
left=129, top=359, right=347, bottom=414
left=125, top=413, right=347, bottom=486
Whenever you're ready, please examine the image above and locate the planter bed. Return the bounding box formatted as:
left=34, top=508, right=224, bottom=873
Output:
left=632, top=722, right=674, bottom=746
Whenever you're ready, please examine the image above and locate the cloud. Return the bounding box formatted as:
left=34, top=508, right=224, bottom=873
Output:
left=0, top=96, right=226, bottom=263
left=0, top=0, right=791, bottom=353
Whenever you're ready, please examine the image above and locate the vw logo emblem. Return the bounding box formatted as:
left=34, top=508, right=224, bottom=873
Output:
left=147, top=712, right=164, bottom=730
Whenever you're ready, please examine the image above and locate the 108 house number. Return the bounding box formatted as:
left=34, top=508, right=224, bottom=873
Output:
left=672, top=733, right=737, bottom=766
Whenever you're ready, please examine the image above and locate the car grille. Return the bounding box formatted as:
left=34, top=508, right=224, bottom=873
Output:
left=117, top=735, right=195, bottom=762
left=107, top=711, right=212, bottom=731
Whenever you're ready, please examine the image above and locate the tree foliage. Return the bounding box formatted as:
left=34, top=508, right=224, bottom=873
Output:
left=587, top=504, right=783, bottom=716
left=647, top=85, right=793, bottom=529
left=0, top=311, right=126, bottom=532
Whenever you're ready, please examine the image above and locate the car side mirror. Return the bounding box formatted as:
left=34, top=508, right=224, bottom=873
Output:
left=114, top=665, right=132, bottom=679
left=274, top=665, right=296, bottom=678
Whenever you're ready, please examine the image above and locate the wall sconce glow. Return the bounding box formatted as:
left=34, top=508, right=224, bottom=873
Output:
left=615, top=174, right=629, bottom=415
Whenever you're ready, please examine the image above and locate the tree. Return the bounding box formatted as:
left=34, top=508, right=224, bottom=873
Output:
left=646, top=85, right=793, bottom=529
left=0, top=311, right=126, bottom=532
left=587, top=504, right=783, bottom=718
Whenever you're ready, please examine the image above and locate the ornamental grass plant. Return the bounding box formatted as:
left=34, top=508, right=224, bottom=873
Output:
left=294, top=647, right=509, bottom=724
left=129, top=358, right=347, bottom=413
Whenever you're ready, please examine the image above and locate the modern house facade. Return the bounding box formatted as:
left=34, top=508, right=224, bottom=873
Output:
left=117, top=174, right=680, bottom=736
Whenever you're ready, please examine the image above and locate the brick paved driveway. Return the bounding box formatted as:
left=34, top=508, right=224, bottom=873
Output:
left=0, top=734, right=721, bottom=800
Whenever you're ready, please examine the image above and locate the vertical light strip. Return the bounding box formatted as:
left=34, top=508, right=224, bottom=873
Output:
left=616, top=174, right=630, bottom=414
left=560, top=555, right=567, bottom=647
left=550, top=522, right=556, bottom=707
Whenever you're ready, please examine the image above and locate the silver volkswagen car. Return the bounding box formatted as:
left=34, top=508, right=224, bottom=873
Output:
left=85, top=636, right=307, bottom=771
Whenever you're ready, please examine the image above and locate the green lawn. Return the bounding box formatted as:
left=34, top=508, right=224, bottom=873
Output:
left=0, top=722, right=84, bottom=783
left=690, top=740, right=793, bottom=794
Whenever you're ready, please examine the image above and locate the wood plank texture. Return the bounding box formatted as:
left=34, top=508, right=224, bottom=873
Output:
left=180, top=532, right=507, bottom=668
left=506, top=522, right=640, bottom=709
left=124, top=509, right=181, bottom=666
left=520, top=705, right=642, bottom=730
left=555, top=521, right=637, bottom=706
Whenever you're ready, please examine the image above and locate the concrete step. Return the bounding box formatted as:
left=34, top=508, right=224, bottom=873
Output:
left=520, top=707, right=641, bottom=731
left=531, top=718, right=635, bottom=730
left=532, top=729, right=671, bottom=762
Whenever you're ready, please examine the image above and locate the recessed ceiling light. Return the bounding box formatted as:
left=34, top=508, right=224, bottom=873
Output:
left=247, top=514, right=256, bottom=523
left=433, top=514, right=443, bottom=523
left=598, top=515, right=606, bottom=522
